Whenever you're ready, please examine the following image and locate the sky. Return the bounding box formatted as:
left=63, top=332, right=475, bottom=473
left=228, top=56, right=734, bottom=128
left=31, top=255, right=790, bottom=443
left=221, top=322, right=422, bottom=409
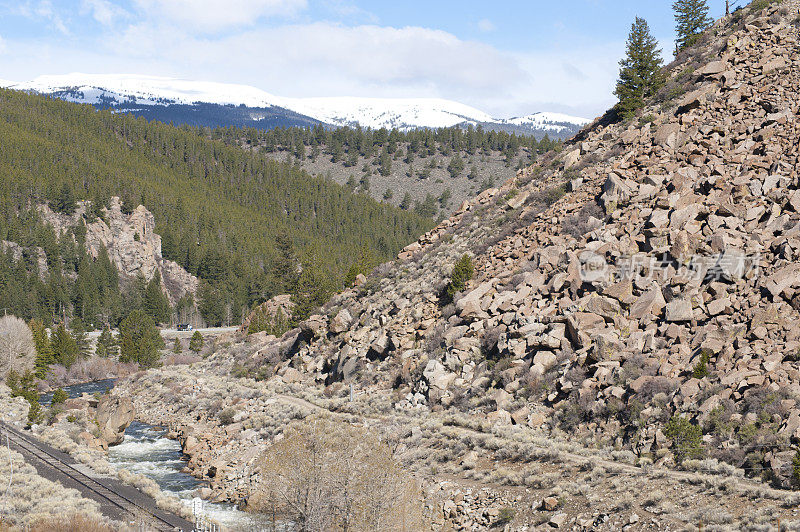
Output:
left=0, top=0, right=734, bottom=119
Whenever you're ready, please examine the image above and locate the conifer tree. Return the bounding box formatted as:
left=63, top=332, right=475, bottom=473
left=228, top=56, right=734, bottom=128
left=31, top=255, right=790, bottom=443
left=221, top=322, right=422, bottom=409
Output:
left=119, top=310, right=164, bottom=368
left=53, top=182, right=77, bottom=215
left=95, top=325, right=118, bottom=358
left=673, top=0, right=712, bottom=52
left=51, top=322, right=78, bottom=368
left=615, top=17, right=665, bottom=119
left=189, top=330, right=204, bottom=353
left=70, top=318, right=91, bottom=359
left=271, top=232, right=299, bottom=295
left=143, top=271, right=171, bottom=325
left=30, top=319, right=54, bottom=377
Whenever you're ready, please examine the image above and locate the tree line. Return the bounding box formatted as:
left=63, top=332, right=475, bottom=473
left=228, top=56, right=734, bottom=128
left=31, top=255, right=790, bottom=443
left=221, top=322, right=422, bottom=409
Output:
left=212, top=123, right=560, bottom=166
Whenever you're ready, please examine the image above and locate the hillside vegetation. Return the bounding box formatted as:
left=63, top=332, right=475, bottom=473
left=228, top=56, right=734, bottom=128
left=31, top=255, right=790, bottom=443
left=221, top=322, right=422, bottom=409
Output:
left=0, top=89, right=434, bottom=326
left=213, top=124, right=561, bottom=218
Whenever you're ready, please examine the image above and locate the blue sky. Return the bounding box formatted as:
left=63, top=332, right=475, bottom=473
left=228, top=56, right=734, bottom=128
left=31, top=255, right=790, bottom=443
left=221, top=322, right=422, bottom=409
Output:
left=0, top=0, right=733, bottom=118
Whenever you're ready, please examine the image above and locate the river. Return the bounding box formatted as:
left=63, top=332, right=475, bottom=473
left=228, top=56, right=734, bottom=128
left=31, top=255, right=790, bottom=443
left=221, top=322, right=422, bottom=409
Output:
left=41, top=379, right=274, bottom=531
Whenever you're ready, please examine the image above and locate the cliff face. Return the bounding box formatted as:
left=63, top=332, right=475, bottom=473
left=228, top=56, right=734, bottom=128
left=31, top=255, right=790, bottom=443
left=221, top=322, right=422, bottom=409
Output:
left=38, top=197, right=198, bottom=305
left=217, top=3, right=800, bottom=485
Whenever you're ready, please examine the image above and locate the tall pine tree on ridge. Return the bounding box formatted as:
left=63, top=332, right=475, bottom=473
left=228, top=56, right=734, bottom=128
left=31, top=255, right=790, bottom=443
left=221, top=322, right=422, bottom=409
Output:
left=673, top=0, right=712, bottom=53
left=615, top=17, right=665, bottom=120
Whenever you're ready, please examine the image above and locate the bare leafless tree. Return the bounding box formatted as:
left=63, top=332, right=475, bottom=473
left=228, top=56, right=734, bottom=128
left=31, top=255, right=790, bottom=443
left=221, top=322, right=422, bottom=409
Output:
left=0, top=316, right=35, bottom=379
left=251, top=417, right=423, bottom=531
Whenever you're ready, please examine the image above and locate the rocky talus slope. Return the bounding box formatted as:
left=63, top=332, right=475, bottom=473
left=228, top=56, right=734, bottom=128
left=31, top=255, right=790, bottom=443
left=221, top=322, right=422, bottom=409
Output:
left=242, top=2, right=800, bottom=483
left=115, top=3, right=800, bottom=529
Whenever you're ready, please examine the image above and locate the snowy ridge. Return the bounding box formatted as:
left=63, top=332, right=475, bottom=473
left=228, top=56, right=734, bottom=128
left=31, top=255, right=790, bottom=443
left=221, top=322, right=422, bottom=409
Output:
left=6, top=73, right=590, bottom=135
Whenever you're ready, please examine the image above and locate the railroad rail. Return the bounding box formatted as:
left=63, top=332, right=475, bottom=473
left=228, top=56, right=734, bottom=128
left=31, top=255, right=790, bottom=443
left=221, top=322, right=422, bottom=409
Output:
left=0, top=421, right=193, bottom=531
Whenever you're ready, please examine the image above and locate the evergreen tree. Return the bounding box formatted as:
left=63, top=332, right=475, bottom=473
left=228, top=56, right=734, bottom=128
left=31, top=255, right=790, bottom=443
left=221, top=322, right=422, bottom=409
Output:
left=198, top=282, right=224, bottom=327
left=70, top=318, right=91, bottom=359
left=378, top=147, right=392, bottom=177
left=95, top=325, right=118, bottom=358
left=143, top=271, right=171, bottom=325
left=614, top=17, right=665, bottom=119
left=447, top=155, right=465, bottom=178
left=414, top=194, right=438, bottom=218
left=119, top=310, right=164, bottom=368
left=51, top=322, right=78, bottom=368
left=172, top=338, right=182, bottom=354
left=673, top=0, right=712, bottom=52
left=291, top=260, right=336, bottom=326
left=271, top=232, right=299, bottom=295
left=446, top=254, right=474, bottom=300
left=189, top=330, right=204, bottom=353
left=399, top=193, right=413, bottom=211
left=30, top=319, right=53, bottom=378
left=53, top=182, right=77, bottom=215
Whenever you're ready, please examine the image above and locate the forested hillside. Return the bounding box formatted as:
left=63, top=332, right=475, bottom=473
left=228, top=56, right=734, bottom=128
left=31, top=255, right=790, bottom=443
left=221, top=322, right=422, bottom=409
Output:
left=0, top=89, right=434, bottom=327
left=213, top=124, right=561, bottom=217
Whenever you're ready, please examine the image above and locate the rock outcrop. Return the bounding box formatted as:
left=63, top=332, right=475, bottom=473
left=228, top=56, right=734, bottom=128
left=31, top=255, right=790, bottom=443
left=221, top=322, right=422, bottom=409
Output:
left=38, top=197, right=198, bottom=305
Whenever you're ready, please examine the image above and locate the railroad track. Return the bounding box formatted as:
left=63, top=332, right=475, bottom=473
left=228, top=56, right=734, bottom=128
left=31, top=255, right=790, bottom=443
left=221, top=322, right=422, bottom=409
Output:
left=0, top=422, right=193, bottom=531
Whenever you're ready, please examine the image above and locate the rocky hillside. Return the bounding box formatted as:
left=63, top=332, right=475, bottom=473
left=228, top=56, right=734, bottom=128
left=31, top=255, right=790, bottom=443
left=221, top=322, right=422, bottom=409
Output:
left=222, top=1, right=800, bottom=485
left=39, top=197, right=198, bottom=306
left=108, top=2, right=800, bottom=529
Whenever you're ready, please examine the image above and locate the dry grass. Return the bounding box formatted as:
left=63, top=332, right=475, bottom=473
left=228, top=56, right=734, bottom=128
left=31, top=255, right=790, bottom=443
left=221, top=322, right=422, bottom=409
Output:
left=0, top=448, right=104, bottom=527
left=29, top=513, right=114, bottom=532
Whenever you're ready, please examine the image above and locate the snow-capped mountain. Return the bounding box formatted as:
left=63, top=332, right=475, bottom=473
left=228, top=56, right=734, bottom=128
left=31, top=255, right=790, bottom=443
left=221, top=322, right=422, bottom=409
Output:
left=500, top=112, right=592, bottom=135
left=5, top=73, right=590, bottom=137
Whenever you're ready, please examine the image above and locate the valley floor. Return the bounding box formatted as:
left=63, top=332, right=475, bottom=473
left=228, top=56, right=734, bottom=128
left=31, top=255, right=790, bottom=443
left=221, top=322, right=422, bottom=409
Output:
left=115, top=360, right=800, bottom=531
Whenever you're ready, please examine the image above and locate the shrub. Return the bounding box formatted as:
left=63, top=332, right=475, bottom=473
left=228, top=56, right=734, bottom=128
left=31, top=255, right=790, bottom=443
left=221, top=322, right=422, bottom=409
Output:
left=664, top=415, right=703, bottom=463
left=562, top=201, right=604, bottom=239
left=497, top=506, right=515, bottom=525
left=445, top=254, right=474, bottom=300
left=749, top=0, right=780, bottom=14
left=692, top=352, right=710, bottom=379
left=533, top=183, right=567, bottom=206
left=250, top=417, right=423, bottom=530
left=7, top=369, right=42, bottom=424
left=0, top=315, right=36, bottom=379
left=792, top=449, right=800, bottom=487
left=219, top=407, right=237, bottom=425
left=31, top=513, right=114, bottom=532
left=52, top=388, right=69, bottom=405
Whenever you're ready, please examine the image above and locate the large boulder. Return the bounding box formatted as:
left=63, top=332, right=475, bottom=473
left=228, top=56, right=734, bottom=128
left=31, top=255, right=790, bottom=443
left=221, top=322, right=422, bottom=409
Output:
left=95, top=395, right=135, bottom=446
left=329, top=308, right=353, bottom=334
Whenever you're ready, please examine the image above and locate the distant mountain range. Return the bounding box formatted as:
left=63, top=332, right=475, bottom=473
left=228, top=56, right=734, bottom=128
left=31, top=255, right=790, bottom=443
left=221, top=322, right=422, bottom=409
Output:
left=1, top=73, right=591, bottom=138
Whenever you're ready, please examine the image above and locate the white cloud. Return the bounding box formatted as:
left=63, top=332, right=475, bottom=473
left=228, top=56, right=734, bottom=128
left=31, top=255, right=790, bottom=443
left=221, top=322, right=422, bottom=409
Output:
left=477, top=19, right=495, bottom=32
left=112, top=22, right=527, bottom=101
left=131, top=0, right=307, bottom=32
left=16, top=0, right=69, bottom=34
left=81, top=0, right=129, bottom=26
